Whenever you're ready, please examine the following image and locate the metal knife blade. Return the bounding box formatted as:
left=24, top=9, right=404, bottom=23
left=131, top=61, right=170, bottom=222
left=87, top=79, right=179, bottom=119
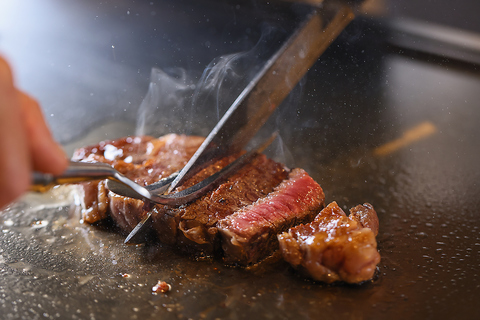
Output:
left=168, top=4, right=355, bottom=192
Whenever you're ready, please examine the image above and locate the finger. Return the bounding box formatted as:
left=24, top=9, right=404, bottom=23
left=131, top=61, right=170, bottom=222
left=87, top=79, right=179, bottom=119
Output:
left=19, top=92, right=68, bottom=175
left=0, top=56, right=31, bottom=209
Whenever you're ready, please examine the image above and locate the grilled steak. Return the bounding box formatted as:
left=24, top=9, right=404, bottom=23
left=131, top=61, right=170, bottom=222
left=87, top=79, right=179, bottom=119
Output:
left=349, top=203, right=379, bottom=236
left=150, top=152, right=289, bottom=255
left=73, top=134, right=297, bottom=261
left=217, top=168, right=325, bottom=265
left=73, top=134, right=379, bottom=272
left=72, top=134, right=204, bottom=224
left=277, top=201, right=380, bottom=284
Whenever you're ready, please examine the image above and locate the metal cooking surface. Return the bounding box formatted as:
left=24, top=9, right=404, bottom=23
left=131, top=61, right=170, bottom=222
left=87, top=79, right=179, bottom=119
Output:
left=1, top=0, right=480, bottom=319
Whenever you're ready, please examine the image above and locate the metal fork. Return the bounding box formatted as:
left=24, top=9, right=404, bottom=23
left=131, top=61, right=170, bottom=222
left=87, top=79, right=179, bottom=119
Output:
left=31, top=138, right=268, bottom=207
left=31, top=161, right=181, bottom=205
left=116, top=132, right=276, bottom=244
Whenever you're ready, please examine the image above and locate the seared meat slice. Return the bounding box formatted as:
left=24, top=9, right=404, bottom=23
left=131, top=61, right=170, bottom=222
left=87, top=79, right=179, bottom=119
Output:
left=79, top=180, right=110, bottom=223
left=349, top=203, right=379, bottom=236
left=73, top=134, right=290, bottom=258
left=217, top=168, right=325, bottom=265
left=75, top=133, right=377, bottom=273
left=72, top=134, right=204, bottom=224
left=278, top=202, right=380, bottom=284
left=151, top=153, right=288, bottom=255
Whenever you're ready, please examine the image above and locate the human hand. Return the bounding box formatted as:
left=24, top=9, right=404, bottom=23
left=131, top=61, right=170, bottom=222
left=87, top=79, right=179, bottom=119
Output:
left=0, top=56, right=68, bottom=209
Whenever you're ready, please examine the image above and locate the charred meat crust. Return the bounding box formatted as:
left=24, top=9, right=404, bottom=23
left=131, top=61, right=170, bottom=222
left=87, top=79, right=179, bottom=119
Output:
left=79, top=180, right=110, bottom=224
left=72, top=134, right=205, bottom=224
left=73, top=134, right=290, bottom=259
left=151, top=153, right=289, bottom=256
left=217, top=168, right=325, bottom=266
left=349, top=203, right=379, bottom=236
left=278, top=201, right=380, bottom=284
left=73, top=134, right=380, bottom=281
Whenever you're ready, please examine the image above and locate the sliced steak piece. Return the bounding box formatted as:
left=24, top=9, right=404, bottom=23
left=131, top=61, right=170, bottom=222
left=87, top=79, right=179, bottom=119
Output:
left=151, top=153, right=288, bottom=255
left=72, top=134, right=204, bottom=224
left=277, top=201, right=380, bottom=284
left=79, top=180, right=110, bottom=223
left=73, top=134, right=290, bottom=258
left=349, top=203, right=379, bottom=236
left=217, top=168, right=325, bottom=266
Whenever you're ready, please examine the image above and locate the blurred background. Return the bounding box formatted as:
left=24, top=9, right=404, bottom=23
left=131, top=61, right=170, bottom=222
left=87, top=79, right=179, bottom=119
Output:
left=1, top=0, right=478, bottom=152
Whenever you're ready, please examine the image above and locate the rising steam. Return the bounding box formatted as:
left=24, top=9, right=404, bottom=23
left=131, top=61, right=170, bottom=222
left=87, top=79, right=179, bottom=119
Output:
left=135, top=23, right=304, bottom=168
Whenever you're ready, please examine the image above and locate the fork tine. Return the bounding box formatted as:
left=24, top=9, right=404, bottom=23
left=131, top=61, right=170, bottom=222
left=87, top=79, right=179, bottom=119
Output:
left=123, top=132, right=278, bottom=244
left=105, top=172, right=176, bottom=201
left=155, top=132, right=278, bottom=205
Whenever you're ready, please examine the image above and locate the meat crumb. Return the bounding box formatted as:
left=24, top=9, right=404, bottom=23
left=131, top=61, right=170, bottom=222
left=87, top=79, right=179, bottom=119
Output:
left=152, top=280, right=171, bottom=294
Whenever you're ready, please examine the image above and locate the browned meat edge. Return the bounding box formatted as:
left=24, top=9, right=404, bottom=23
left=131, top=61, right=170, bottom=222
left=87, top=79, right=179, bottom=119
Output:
left=73, top=134, right=204, bottom=224
left=217, top=168, right=325, bottom=266
left=150, top=153, right=288, bottom=256
left=277, top=201, right=380, bottom=284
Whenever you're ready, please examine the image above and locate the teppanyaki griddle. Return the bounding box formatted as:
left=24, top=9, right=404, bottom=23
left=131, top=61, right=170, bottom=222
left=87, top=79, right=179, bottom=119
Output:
left=1, top=0, right=479, bottom=319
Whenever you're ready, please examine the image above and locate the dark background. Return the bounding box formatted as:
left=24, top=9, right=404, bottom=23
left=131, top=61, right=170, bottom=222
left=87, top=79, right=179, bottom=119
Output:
left=388, top=0, right=480, bottom=33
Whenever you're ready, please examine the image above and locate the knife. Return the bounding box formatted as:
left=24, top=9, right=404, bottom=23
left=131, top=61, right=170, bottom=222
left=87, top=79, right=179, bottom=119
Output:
left=168, top=4, right=355, bottom=192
